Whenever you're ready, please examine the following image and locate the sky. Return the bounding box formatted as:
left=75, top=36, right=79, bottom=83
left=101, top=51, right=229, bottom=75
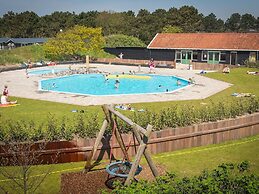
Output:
left=0, top=0, right=258, bottom=21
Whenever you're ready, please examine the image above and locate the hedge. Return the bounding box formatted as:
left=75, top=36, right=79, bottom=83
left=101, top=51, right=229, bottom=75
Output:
left=0, top=97, right=258, bottom=143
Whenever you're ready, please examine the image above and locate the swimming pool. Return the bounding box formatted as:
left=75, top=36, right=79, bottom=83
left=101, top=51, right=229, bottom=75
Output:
left=28, top=68, right=68, bottom=75
left=39, top=74, right=189, bottom=96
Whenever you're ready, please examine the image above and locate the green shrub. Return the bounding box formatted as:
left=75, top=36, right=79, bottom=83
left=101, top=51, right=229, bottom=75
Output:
left=0, top=97, right=258, bottom=142
left=244, top=60, right=259, bottom=68
left=111, top=162, right=259, bottom=194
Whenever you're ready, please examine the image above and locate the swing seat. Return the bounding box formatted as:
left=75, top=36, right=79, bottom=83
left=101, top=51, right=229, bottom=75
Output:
left=106, top=161, right=142, bottom=178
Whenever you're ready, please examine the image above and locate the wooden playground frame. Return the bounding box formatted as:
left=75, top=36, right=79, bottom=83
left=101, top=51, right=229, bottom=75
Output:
left=84, top=104, right=159, bottom=185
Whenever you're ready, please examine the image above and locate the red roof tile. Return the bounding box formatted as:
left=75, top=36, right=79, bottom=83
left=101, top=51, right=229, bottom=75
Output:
left=147, top=33, right=259, bottom=51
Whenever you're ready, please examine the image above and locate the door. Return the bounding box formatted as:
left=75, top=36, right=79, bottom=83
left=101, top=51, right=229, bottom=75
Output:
left=208, top=51, right=220, bottom=64
left=230, top=52, right=237, bottom=65
left=181, top=51, right=192, bottom=64
left=175, top=51, right=181, bottom=63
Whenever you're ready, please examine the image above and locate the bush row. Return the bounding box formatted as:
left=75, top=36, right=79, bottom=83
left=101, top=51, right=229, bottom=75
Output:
left=109, top=161, right=259, bottom=194
left=124, top=97, right=259, bottom=131
left=0, top=97, right=258, bottom=142
left=0, top=113, right=100, bottom=142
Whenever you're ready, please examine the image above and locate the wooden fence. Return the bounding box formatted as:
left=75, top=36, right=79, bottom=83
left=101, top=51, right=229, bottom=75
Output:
left=95, top=58, right=175, bottom=68
left=1, top=113, right=259, bottom=165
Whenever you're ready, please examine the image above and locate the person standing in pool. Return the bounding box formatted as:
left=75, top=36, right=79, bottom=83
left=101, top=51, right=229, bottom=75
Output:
left=115, top=75, right=120, bottom=89
left=176, top=79, right=181, bottom=86
left=149, top=58, right=155, bottom=73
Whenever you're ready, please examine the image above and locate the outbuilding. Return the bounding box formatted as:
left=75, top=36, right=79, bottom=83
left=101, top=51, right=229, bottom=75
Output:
left=0, top=38, right=47, bottom=50
left=147, top=33, right=259, bottom=65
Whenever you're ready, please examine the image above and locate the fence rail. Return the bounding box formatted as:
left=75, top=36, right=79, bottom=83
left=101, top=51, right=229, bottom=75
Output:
left=1, top=113, right=259, bottom=165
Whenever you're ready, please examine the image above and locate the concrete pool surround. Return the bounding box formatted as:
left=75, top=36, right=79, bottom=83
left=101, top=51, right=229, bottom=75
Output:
left=0, top=63, right=232, bottom=106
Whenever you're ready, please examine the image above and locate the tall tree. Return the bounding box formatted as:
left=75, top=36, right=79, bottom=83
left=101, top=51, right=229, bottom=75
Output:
left=37, top=11, right=76, bottom=37
left=96, top=11, right=125, bottom=36
left=134, top=9, right=154, bottom=44
left=166, top=7, right=181, bottom=27
left=225, top=13, right=241, bottom=32
left=1, top=11, right=18, bottom=37
left=177, top=6, right=203, bottom=32
left=0, top=17, right=4, bottom=37
left=202, top=13, right=225, bottom=32
left=240, top=13, right=257, bottom=32
left=16, top=11, right=39, bottom=37
left=119, top=11, right=137, bottom=37
left=151, top=9, right=168, bottom=33
left=76, top=11, right=98, bottom=27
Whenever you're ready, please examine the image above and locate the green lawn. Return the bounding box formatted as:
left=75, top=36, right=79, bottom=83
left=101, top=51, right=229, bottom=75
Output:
left=0, top=45, right=46, bottom=65
left=0, top=135, right=258, bottom=193
left=1, top=67, right=259, bottom=125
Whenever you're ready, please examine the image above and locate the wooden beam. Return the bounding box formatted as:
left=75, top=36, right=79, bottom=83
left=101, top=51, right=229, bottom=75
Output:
left=125, top=125, right=155, bottom=185
left=114, top=119, right=130, bottom=161
left=84, top=119, right=108, bottom=172
left=107, top=106, right=147, bottom=136
left=102, top=105, right=112, bottom=123
left=132, top=124, right=159, bottom=178
left=125, top=143, right=146, bottom=185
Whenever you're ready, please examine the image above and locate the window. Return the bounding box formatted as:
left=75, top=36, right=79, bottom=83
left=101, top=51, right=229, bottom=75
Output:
left=202, top=51, right=208, bottom=61
left=187, top=52, right=192, bottom=60
left=193, top=51, right=198, bottom=61
left=215, top=52, right=220, bottom=61
left=220, top=52, right=226, bottom=62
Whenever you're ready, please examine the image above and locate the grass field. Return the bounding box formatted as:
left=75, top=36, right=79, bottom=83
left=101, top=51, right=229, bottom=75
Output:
left=1, top=67, right=259, bottom=125
left=0, top=135, right=258, bottom=193
left=0, top=66, right=259, bottom=193
left=0, top=45, right=46, bottom=65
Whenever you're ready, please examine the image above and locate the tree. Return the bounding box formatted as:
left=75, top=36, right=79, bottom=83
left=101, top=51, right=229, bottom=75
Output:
left=1, top=11, right=18, bottom=37
left=166, top=7, right=181, bottom=27
left=0, top=123, right=57, bottom=194
left=225, top=13, right=241, bottom=32
left=119, top=11, right=137, bottom=37
left=240, top=13, right=257, bottom=32
left=76, top=11, right=98, bottom=27
left=202, top=13, right=225, bottom=32
left=96, top=11, right=125, bottom=36
left=177, top=6, right=203, bottom=32
left=36, top=11, right=76, bottom=38
left=17, top=11, right=40, bottom=37
left=162, top=25, right=183, bottom=33
left=105, top=34, right=146, bottom=47
left=43, top=25, right=105, bottom=60
left=134, top=9, right=154, bottom=44
left=151, top=9, right=168, bottom=33
left=0, top=17, right=4, bottom=37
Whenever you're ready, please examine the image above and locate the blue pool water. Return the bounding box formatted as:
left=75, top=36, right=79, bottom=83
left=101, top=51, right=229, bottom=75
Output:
left=40, top=74, right=189, bottom=96
left=28, top=68, right=68, bottom=75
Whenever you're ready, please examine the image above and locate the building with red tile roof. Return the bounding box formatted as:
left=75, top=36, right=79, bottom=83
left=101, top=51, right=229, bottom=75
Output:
left=147, top=33, right=259, bottom=65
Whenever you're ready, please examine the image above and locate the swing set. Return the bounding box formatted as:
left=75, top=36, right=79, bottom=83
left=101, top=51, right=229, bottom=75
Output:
left=84, top=105, right=159, bottom=186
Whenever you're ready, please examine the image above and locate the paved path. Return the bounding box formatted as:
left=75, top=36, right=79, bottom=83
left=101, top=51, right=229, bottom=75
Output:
left=0, top=63, right=232, bottom=106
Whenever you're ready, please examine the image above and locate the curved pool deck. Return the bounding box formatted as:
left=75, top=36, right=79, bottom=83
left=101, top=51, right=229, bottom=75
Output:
left=0, top=63, right=232, bottom=106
